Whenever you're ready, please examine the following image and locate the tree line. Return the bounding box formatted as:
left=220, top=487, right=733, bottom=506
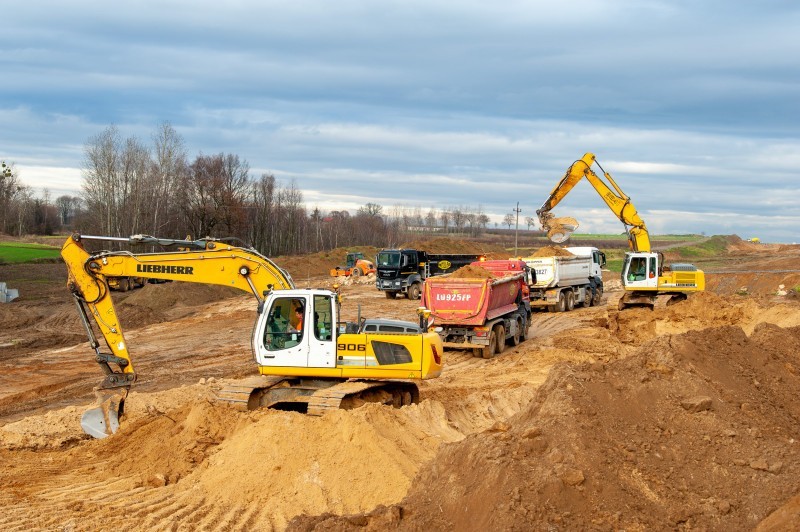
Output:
left=1, top=124, right=498, bottom=256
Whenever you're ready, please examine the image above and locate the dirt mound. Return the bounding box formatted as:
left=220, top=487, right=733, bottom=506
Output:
left=399, top=237, right=501, bottom=256
left=447, top=264, right=495, bottom=279
left=608, top=291, right=800, bottom=345
left=115, top=282, right=240, bottom=329
left=530, top=246, right=575, bottom=258
left=188, top=402, right=462, bottom=528
left=291, top=323, right=800, bottom=531
left=275, top=247, right=380, bottom=280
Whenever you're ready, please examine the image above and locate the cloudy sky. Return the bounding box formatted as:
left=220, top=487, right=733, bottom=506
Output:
left=2, top=1, right=799, bottom=243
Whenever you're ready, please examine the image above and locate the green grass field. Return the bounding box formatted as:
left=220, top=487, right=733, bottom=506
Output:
left=0, top=242, right=62, bottom=263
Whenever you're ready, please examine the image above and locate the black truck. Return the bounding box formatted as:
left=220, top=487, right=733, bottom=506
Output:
left=375, top=248, right=485, bottom=300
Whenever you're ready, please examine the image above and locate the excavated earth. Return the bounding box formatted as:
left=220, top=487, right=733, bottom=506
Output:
left=1, top=238, right=799, bottom=530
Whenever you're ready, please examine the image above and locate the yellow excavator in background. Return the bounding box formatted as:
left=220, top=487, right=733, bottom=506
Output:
left=536, top=153, right=705, bottom=310
left=62, top=233, right=443, bottom=439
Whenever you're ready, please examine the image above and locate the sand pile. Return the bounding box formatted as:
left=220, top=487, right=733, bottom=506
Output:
left=447, top=264, right=495, bottom=279
left=400, top=238, right=491, bottom=255
left=117, top=282, right=240, bottom=329
left=531, top=246, right=575, bottom=258
left=291, top=323, right=800, bottom=530
left=608, top=291, right=800, bottom=345
left=186, top=402, right=462, bottom=528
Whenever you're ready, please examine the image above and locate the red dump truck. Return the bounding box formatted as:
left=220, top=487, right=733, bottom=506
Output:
left=422, top=260, right=533, bottom=359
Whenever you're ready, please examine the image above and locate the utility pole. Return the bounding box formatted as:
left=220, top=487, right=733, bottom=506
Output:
left=513, top=202, right=522, bottom=257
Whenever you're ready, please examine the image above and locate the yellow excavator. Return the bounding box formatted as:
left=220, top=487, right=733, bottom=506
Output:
left=62, top=233, right=443, bottom=439
left=536, top=153, right=705, bottom=310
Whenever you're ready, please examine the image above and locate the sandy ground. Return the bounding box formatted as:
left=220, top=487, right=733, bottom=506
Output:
left=1, top=238, right=800, bottom=530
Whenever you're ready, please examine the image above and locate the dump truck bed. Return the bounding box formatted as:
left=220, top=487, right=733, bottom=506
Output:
left=423, top=271, right=525, bottom=327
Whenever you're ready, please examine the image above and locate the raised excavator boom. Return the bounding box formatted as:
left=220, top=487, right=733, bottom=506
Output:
left=536, top=153, right=704, bottom=310
left=62, top=233, right=443, bottom=438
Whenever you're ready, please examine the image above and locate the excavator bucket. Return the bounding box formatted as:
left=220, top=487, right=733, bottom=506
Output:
left=546, top=217, right=579, bottom=243
left=80, top=387, right=128, bottom=439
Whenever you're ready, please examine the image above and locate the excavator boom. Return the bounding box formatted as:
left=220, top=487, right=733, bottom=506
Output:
left=537, top=152, right=650, bottom=252
left=61, top=233, right=443, bottom=438
left=62, top=233, right=295, bottom=437
left=536, top=154, right=704, bottom=310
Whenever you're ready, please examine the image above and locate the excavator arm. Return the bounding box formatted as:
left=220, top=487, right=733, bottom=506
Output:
left=61, top=233, right=295, bottom=437
left=536, top=152, right=651, bottom=252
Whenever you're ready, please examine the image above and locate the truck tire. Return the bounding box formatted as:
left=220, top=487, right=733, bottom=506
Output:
left=584, top=289, right=592, bottom=307
left=592, top=286, right=604, bottom=306
left=407, top=283, right=421, bottom=300
left=551, top=292, right=565, bottom=312
left=523, top=314, right=532, bottom=340
left=120, top=278, right=129, bottom=292
left=509, top=317, right=522, bottom=346
left=351, top=267, right=361, bottom=277
left=566, top=291, right=575, bottom=311
left=385, top=291, right=397, bottom=299
left=494, top=324, right=506, bottom=354
left=481, top=331, right=497, bottom=359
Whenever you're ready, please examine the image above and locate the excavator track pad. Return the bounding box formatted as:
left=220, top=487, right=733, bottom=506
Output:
left=215, top=376, right=419, bottom=415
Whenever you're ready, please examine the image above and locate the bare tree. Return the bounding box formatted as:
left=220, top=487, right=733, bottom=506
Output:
left=0, top=161, right=24, bottom=233
left=503, top=212, right=515, bottom=229
left=439, top=210, right=450, bottom=233
left=425, top=208, right=438, bottom=232
left=149, top=122, right=186, bottom=235
left=82, top=125, right=121, bottom=235
left=358, top=202, right=383, bottom=217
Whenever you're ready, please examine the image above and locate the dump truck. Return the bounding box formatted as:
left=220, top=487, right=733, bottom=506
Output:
left=522, top=246, right=605, bottom=312
left=376, top=248, right=485, bottom=300
left=422, top=260, right=532, bottom=359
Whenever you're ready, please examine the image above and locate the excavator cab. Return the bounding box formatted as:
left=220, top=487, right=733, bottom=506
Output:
left=253, top=290, right=338, bottom=369
left=621, top=252, right=659, bottom=290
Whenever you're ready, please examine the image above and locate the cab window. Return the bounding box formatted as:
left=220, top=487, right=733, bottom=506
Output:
left=264, top=297, right=305, bottom=351
left=627, top=257, right=647, bottom=282
left=313, top=294, right=333, bottom=341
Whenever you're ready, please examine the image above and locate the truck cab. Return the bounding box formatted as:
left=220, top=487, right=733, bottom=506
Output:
left=376, top=248, right=485, bottom=300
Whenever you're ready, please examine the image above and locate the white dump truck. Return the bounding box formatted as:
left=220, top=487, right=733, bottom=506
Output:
left=522, top=246, right=605, bottom=312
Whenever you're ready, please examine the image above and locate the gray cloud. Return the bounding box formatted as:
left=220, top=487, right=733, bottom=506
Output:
left=2, top=0, right=799, bottom=242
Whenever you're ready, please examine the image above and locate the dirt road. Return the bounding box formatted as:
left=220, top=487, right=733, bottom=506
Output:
left=1, top=240, right=800, bottom=530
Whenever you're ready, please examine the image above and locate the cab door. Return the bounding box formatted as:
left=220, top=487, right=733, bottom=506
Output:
left=306, top=294, right=337, bottom=368
left=252, top=293, right=337, bottom=369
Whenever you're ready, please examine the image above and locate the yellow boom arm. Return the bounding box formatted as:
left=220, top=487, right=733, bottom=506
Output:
left=61, top=233, right=294, bottom=384
left=537, top=152, right=651, bottom=252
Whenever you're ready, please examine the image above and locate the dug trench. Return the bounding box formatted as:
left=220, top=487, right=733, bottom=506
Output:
left=1, top=241, right=800, bottom=530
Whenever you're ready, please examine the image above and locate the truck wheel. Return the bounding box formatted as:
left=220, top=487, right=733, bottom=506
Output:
left=523, top=314, right=533, bottom=340
left=494, top=325, right=506, bottom=354
left=566, top=291, right=575, bottom=311
left=584, top=290, right=593, bottom=307
left=408, top=283, right=421, bottom=300
left=509, top=318, right=522, bottom=346
left=351, top=267, right=361, bottom=277
left=385, top=291, right=397, bottom=299
left=552, top=292, right=565, bottom=312
left=481, top=331, right=497, bottom=359
left=120, top=278, right=130, bottom=292
left=592, top=286, right=604, bottom=306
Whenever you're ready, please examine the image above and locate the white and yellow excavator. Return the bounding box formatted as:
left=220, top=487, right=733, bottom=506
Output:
left=536, top=153, right=705, bottom=310
left=62, top=233, right=443, bottom=439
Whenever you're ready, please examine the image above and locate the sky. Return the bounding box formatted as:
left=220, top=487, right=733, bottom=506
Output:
left=2, top=0, right=799, bottom=243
